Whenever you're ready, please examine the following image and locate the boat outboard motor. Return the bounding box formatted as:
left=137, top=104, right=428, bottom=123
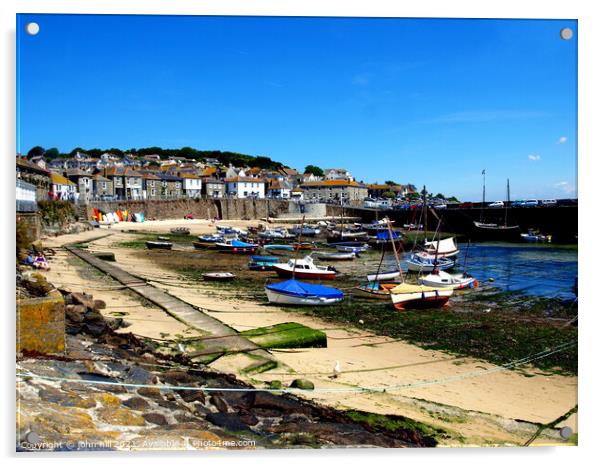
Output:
left=327, top=265, right=338, bottom=272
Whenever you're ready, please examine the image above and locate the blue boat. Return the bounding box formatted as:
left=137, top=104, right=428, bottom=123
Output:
left=406, top=253, right=455, bottom=273
left=215, top=239, right=258, bottom=254
left=263, top=244, right=295, bottom=252
left=265, top=279, right=344, bottom=306
left=250, top=255, right=280, bottom=263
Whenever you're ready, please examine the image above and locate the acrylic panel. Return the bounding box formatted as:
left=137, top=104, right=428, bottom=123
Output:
left=16, top=14, right=578, bottom=451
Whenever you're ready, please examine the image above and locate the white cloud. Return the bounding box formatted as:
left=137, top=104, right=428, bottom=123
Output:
left=554, top=181, right=575, bottom=194
left=558, top=136, right=568, bottom=144
left=528, top=154, right=541, bottom=161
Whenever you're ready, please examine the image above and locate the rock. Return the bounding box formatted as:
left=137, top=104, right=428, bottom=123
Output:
left=290, top=379, right=315, bottom=390
left=83, top=322, right=108, bottom=337
left=97, top=408, right=146, bottom=426
left=124, top=366, right=156, bottom=385
left=238, top=412, right=259, bottom=426
left=267, top=380, right=282, bottom=390
left=22, top=273, right=54, bottom=297
left=83, top=309, right=104, bottom=323
left=205, top=412, right=253, bottom=433
left=174, top=413, right=199, bottom=423
left=121, top=397, right=150, bottom=411
left=65, top=304, right=86, bottom=323
left=221, top=392, right=255, bottom=410
left=252, top=391, right=310, bottom=414
left=94, top=392, right=122, bottom=408
left=142, top=412, right=168, bottom=426
left=71, top=292, right=95, bottom=308
left=160, top=370, right=196, bottom=385
left=209, top=395, right=229, bottom=413
left=93, top=299, right=107, bottom=310
left=136, top=387, right=164, bottom=400
left=155, top=399, right=181, bottom=410
left=193, top=403, right=211, bottom=417
left=178, top=389, right=205, bottom=404
left=38, top=387, right=96, bottom=408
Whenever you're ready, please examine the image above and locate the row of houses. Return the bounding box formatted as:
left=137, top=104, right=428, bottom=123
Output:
left=17, top=154, right=415, bottom=205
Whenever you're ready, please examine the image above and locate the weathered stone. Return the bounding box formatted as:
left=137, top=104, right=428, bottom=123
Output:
left=122, top=397, right=150, bottom=411
left=289, top=379, right=315, bottom=390
left=65, top=304, right=86, bottom=323
left=125, top=366, right=156, bottom=385
left=238, top=412, right=259, bottom=426
left=17, top=294, right=65, bottom=354
left=142, top=412, right=168, bottom=426
left=174, top=413, right=199, bottom=423
left=93, top=299, right=107, bottom=310
left=179, top=389, right=205, bottom=404
left=205, top=412, right=253, bottom=433
left=94, top=392, right=122, bottom=408
left=252, top=391, right=310, bottom=414
left=209, top=395, right=229, bottom=413
left=38, top=387, right=96, bottom=408
left=83, top=322, right=108, bottom=337
left=160, top=370, right=196, bottom=385
left=137, top=387, right=164, bottom=400
left=97, top=407, right=146, bottom=426
left=155, top=398, right=181, bottom=410
left=71, top=292, right=95, bottom=308
left=267, top=380, right=282, bottom=390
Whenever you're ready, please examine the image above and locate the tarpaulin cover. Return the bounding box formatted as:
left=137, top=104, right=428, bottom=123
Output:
left=266, top=279, right=343, bottom=299
left=376, top=230, right=400, bottom=240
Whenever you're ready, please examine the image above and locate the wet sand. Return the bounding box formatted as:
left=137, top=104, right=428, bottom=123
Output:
left=41, top=224, right=578, bottom=445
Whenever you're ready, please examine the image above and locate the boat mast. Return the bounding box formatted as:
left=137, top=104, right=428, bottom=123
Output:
left=504, top=178, right=510, bottom=227
left=480, top=169, right=486, bottom=223
left=386, top=217, right=404, bottom=283
left=291, top=215, right=305, bottom=280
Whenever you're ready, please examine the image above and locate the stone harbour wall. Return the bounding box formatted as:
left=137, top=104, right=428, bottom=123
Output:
left=17, top=294, right=65, bottom=354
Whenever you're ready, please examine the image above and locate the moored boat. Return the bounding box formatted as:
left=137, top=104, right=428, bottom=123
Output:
left=292, top=242, right=315, bottom=251
left=389, top=283, right=453, bottom=310
left=193, top=241, right=216, bottom=250
left=419, top=270, right=476, bottom=289
left=170, top=227, right=190, bottom=235
left=202, top=272, right=236, bottom=281
left=289, top=226, right=321, bottom=237
left=273, top=255, right=337, bottom=280
left=215, top=239, right=258, bottom=254
left=263, top=244, right=295, bottom=252
left=145, top=241, right=173, bottom=250
left=315, top=251, right=356, bottom=261
left=265, top=279, right=343, bottom=305
left=352, top=282, right=397, bottom=300
left=406, top=252, right=455, bottom=273
left=424, top=237, right=459, bottom=258
left=366, top=269, right=401, bottom=282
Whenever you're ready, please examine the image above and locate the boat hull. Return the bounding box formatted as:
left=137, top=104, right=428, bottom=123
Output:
left=265, top=288, right=343, bottom=305
left=390, top=289, right=453, bottom=310
left=406, top=260, right=454, bottom=273
left=366, top=270, right=400, bottom=282
left=202, top=273, right=236, bottom=281
left=146, top=241, right=172, bottom=250
left=273, top=267, right=336, bottom=280
left=419, top=275, right=476, bottom=290
left=352, top=286, right=391, bottom=300
left=471, top=222, right=522, bottom=241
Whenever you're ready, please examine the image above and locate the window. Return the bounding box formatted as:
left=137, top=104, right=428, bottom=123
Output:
left=102, top=182, right=106, bottom=189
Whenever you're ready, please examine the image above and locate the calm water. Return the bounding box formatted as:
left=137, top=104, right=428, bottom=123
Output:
left=345, top=242, right=578, bottom=300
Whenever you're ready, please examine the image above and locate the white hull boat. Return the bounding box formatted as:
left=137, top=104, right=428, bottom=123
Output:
left=424, top=237, right=459, bottom=258
left=389, top=283, right=453, bottom=310
left=419, top=271, right=476, bottom=289
left=366, top=269, right=401, bottom=282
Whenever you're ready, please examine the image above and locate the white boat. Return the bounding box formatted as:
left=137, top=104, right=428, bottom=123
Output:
left=352, top=282, right=397, bottom=300
left=419, top=270, right=476, bottom=289
left=389, top=283, right=453, bottom=310
left=424, top=237, right=459, bottom=258
left=202, top=272, right=236, bottom=281
left=273, top=255, right=337, bottom=280
left=406, top=252, right=455, bottom=272
left=259, top=228, right=295, bottom=240
left=366, top=269, right=401, bottom=282
left=520, top=229, right=550, bottom=243
left=315, top=251, right=356, bottom=261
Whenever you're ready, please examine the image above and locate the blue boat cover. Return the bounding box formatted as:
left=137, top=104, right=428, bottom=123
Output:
left=231, top=240, right=257, bottom=247
left=251, top=255, right=279, bottom=262
left=266, top=279, right=344, bottom=299
left=376, top=230, right=400, bottom=240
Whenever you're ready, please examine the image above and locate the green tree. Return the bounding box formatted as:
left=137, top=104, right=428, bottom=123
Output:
left=304, top=165, right=324, bottom=176
left=382, top=191, right=396, bottom=199
left=27, top=146, right=45, bottom=158
left=447, top=196, right=460, bottom=203
left=385, top=180, right=398, bottom=186
left=44, top=148, right=60, bottom=159
left=435, top=193, right=446, bottom=200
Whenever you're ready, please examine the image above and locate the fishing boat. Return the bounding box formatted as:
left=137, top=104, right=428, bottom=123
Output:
left=197, top=234, right=222, bottom=243
left=419, top=270, right=476, bottom=289
left=520, top=229, right=550, bottom=243
left=258, top=228, right=295, bottom=240
left=352, top=282, right=398, bottom=300
left=424, top=237, right=459, bottom=258
left=215, top=239, right=258, bottom=254
left=157, top=236, right=170, bottom=241
left=145, top=241, right=173, bottom=250
left=315, top=251, right=356, bottom=261
left=472, top=177, right=521, bottom=241
left=326, top=229, right=369, bottom=243
left=406, top=252, right=455, bottom=272
left=202, top=272, right=236, bottom=281
left=389, top=283, right=453, bottom=310
left=192, top=241, right=216, bottom=250
left=265, top=279, right=344, bottom=305
left=333, top=242, right=370, bottom=253
left=289, top=226, right=321, bottom=237
left=263, top=244, right=295, bottom=252
left=273, top=255, right=337, bottom=280
left=170, top=227, right=190, bottom=235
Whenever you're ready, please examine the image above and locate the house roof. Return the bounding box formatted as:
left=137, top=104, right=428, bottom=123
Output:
left=180, top=173, right=201, bottom=179
left=16, top=157, right=50, bottom=174
left=302, top=180, right=365, bottom=188
left=201, top=167, right=218, bottom=177
left=291, top=187, right=304, bottom=193
left=367, top=184, right=402, bottom=191
left=50, top=173, right=76, bottom=186
left=225, top=177, right=265, bottom=183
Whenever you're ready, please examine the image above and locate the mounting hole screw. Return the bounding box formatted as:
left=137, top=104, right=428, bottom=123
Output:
left=25, top=22, right=40, bottom=36
left=559, top=426, right=573, bottom=439
left=560, top=28, right=573, bottom=41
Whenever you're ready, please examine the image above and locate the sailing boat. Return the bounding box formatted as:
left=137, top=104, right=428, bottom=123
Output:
left=419, top=240, right=477, bottom=290
left=472, top=176, right=521, bottom=241
left=265, top=216, right=343, bottom=305
left=406, top=216, right=454, bottom=272
left=386, top=218, right=454, bottom=310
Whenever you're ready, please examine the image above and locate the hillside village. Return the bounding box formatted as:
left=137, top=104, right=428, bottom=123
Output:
left=16, top=149, right=418, bottom=207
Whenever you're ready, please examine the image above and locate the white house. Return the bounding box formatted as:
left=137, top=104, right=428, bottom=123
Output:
left=181, top=174, right=203, bottom=198
left=49, top=172, right=77, bottom=200
left=267, top=180, right=292, bottom=199
left=225, top=176, right=265, bottom=199
left=324, top=168, right=354, bottom=182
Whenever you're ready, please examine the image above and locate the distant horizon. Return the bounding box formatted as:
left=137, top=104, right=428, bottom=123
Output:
left=17, top=14, right=577, bottom=200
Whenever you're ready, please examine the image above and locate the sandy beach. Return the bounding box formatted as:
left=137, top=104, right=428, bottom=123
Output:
left=41, top=221, right=578, bottom=445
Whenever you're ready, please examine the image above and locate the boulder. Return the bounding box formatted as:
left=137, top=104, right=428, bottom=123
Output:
left=142, top=412, right=169, bottom=426
left=205, top=412, right=253, bottom=433
left=122, top=397, right=150, bottom=411
left=290, top=379, right=315, bottom=390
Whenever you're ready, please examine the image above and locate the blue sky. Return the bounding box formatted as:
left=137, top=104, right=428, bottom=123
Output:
left=17, top=15, right=577, bottom=200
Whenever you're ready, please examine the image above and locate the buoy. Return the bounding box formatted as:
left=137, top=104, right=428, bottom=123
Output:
left=473, top=280, right=479, bottom=288
left=359, top=319, right=364, bottom=325
left=489, top=277, right=495, bottom=282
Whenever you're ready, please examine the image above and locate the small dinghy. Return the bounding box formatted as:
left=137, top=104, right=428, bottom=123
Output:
left=289, top=226, right=321, bottom=237
left=366, top=269, right=401, bottom=282
left=406, top=252, right=454, bottom=273
left=157, top=236, right=170, bottom=241
left=273, top=255, right=337, bottom=280
left=315, top=251, right=356, bottom=261
left=198, top=234, right=221, bottom=243
left=334, top=243, right=370, bottom=253
left=215, top=239, right=258, bottom=254
left=265, top=279, right=343, bottom=306
left=293, top=242, right=315, bottom=251
left=146, top=241, right=173, bottom=250
left=389, top=282, right=453, bottom=310
left=193, top=241, right=215, bottom=250
left=520, top=229, right=550, bottom=243
left=248, top=255, right=280, bottom=271
left=352, top=282, right=397, bottom=300
left=202, top=272, right=236, bottom=281
left=419, top=270, right=476, bottom=290
left=170, top=227, right=190, bottom=235
left=263, top=244, right=295, bottom=252
left=250, top=255, right=280, bottom=263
